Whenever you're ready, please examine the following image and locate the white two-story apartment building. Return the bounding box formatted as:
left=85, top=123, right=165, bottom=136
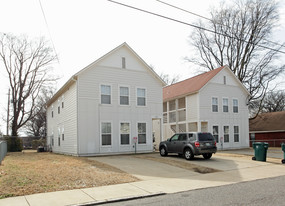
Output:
left=46, top=43, right=165, bottom=156
left=163, top=66, right=250, bottom=149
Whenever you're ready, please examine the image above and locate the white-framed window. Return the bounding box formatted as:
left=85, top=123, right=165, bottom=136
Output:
left=58, top=127, right=61, bottom=146
left=101, top=122, right=112, bottom=146
left=224, top=126, right=229, bottom=143
left=212, top=97, right=218, bottom=112
left=137, top=88, right=146, bottom=106
left=234, top=126, right=239, bottom=142
left=101, top=85, right=111, bottom=104
left=223, top=76, right=226, bottom=85
left=62, top=126, right=64, bottom=141
left=51, top=104, right=54, bottom=118
left=138, top=122, right=146, bottom=144
left=58, top=99, right=60, bottom=114
left=233, top=99, right=239, bottom=113
left=213, top=126, right=219, bottom=143
left=223, top=98, right=229, bottom=112
left=120, top=86, right=129, bottom=105
left=120, top=122, right=130, bottom=145
left=62, top=95, right=64, bottom=109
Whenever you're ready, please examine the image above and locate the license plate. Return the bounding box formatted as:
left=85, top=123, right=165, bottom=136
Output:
left=206, top=143, right=210, bottom=146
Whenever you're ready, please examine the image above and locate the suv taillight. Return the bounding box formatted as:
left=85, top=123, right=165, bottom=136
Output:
left=195, top=141, right=200, bottom=147
left=215, top=141, right=217, bottom=146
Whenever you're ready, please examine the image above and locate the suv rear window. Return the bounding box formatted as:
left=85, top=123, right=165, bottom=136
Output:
left=198, top=133, right=214, bottom=141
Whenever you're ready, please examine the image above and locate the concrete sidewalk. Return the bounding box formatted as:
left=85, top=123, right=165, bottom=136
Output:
left=1, top=153, right=285, bottom=206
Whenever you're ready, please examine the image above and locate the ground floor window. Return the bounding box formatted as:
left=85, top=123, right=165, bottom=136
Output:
left=101, top=122, right=112, bottom=146
left=213, top=126, right=219, bottom=143
left=120, top=122, right=130, bottom=145
left=224, top=126, right=229, bottom=143
left=138, top=123, right=146, bottom=144
left=234, top=126, right=239, bottom=142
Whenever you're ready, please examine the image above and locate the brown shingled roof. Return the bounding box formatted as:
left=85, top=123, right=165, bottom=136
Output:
left=163, top=66, right=225, bottom=101
left=249, top=111, right=285, bottom=132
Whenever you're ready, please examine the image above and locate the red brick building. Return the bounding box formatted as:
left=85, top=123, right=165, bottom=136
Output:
left=249, top=111, right=285, bottom=147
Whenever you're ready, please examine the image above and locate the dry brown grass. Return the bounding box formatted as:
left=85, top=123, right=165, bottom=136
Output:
left=136, top=154, right=221, bottom=174
left=0, top=151, right=139, bottom=199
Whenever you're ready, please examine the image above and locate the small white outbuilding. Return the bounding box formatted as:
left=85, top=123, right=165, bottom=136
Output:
left=46, top=43, right=165, bottom=156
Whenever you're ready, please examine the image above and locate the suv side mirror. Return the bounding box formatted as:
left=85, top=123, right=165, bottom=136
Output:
left=167, top=138, right=170, bottom=142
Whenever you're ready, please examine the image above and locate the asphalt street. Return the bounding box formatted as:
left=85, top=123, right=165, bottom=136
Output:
left=102, top=175, right=285, bottom=206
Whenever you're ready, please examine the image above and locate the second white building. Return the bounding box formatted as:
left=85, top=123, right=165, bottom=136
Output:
left=163, top=66, right=250, bottom=149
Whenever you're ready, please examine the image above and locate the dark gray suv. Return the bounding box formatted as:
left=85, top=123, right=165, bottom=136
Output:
left=159, top=132, right=217, bottom=160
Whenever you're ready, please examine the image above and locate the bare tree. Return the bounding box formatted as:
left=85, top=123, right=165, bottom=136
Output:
left=187, top=0, right=285, bottom=115
left=149, top=64, right=180, bottom=85
left=0, top=33, right=56, bottom=137
left=251, top=91, right=285, bottom=115
left=159, top=72, right=180, bottom=85
left=25, top=87, right=55, bottom=137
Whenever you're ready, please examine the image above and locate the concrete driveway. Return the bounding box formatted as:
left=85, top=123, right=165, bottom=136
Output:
left=89, top=152, right=285, bottom=183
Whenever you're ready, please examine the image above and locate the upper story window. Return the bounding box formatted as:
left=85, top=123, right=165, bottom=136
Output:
left=223, top=76, right=226, bottom=85
left=122, top=57, right=126, bottom=69
left=120, top=86, right=129, bottom=105
left=223, top=98, right=229, bottom=112
left=51, top=104, right=54, bottom=118
left=169, top=100, right=175, bottom=111
left=62, top=95, right=64, bottom=108
left=101, top=85, right=111, bottom=104
left=212, top=97, right=218, bottom=112
left=233, top=99, right=239, bottom=113
left=137, top=88, right=146, bottom=106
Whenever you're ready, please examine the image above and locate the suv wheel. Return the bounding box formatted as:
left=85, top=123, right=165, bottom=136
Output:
left=160, top=146, right=168, bottom=156
left=184, top=148, right=194, bottom=160
left=203, top=153, right=212, bottom=160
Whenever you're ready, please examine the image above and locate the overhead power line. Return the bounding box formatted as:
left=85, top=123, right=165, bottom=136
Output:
left=38, top=0, right=60, bottom=63
left=156, top=0, right=285, bottom=49
left=107, top=0, right=285, bottom=54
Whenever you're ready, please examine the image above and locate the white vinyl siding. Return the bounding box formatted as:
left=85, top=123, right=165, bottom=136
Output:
left=73, top=45, right=163, bottom=155
left=47, top=82, right=78, bottom=155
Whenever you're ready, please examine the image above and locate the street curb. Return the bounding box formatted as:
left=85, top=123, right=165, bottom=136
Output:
left=73, top=192, right=166, bottom=206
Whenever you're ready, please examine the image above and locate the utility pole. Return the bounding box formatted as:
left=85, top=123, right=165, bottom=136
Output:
left=6, top=88, right=10, bottom=136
